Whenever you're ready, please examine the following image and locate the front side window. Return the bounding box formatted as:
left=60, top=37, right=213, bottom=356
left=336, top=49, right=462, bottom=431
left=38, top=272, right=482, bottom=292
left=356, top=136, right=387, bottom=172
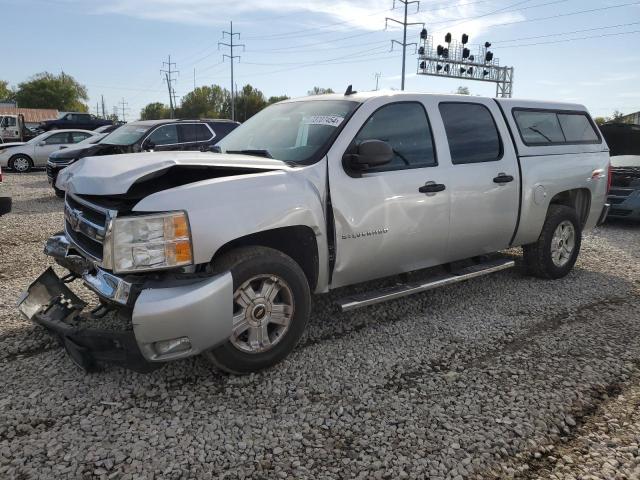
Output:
left=148, top=124, right=179, bottom=145
left=44, top=132, right=70, bottom=145
left=352, top=102, right=436, bottom=172
left=217, top=100, right=359, bottom=164
left=439, top=103, right=502, bottom=164
left=3, top=117, right=17, bottom=127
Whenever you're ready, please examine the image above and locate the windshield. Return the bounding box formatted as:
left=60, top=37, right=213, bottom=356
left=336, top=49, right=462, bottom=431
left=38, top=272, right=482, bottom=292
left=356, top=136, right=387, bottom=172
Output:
left=101, top=124, right=150, bottom=146
left=217, top=100, right=359, bottom=163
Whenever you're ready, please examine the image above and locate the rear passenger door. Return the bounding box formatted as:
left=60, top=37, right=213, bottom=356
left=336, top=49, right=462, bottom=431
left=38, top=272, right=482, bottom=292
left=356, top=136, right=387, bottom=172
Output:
left=438, top=100, right=520, bottom=259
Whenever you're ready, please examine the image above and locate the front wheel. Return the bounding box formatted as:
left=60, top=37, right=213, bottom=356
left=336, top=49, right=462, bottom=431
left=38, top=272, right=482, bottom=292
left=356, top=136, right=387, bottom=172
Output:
left=10, top=155, right=33, bottom=173
left=523, top=205, right=582, bottom=279
left=203, top=246, right=311, bottom=374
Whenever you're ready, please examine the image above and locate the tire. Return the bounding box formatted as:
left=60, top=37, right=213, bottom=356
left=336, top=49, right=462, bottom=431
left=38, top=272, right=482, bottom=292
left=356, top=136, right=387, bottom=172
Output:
left=203, top=246, right=311, bottom=374
left=523, top=205, right=582, bottom=279
left=9, top=154, right=33, bottom=173
left=54, top=187, right=65, bottom=199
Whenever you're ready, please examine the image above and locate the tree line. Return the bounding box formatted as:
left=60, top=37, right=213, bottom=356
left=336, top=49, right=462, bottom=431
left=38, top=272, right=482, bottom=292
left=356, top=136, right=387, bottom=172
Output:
left=1, top=72, right=335, bottom=123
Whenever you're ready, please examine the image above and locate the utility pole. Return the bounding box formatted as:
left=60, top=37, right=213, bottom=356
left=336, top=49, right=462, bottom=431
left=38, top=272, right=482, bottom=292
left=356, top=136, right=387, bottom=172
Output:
left=386, top=0, right=424, bottom=90
left=95, top=101, right=100, bottom=117
left=219, top=21, right=244, bottom=121
left=101, top=95, right=106, bottom=119
left=161, top=55, right=179, bottom=118
left=374, top=72, right=382, bottom=90
left=119, top=98, right=129, bottom=123
left=193, top=68, right=196, bottom=91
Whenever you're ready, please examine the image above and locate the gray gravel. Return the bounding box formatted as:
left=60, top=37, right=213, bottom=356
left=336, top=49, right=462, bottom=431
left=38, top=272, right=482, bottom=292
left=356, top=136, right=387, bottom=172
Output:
left=1, top=171, right=640, bottom=480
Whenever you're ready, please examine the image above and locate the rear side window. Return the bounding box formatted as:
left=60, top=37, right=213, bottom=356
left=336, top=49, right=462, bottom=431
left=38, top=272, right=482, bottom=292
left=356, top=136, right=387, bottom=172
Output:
left=148, top=124, right=179, bottom=145
left=353, top=102, right=436, bottom=172
left=180, top=123, right=213, bottom=143
left=513, top=109, right=600, bottom=145
left=439, top=103, right=502, bottom=164
left=558, top=114, right=599, bottom=142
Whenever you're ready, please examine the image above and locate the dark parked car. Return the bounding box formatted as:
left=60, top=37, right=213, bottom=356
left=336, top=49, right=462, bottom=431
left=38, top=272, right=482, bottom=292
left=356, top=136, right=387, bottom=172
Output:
left=601, top=123, right=640, bottom=221
left=47, top=118, right=240, bottom=196
left=39, top=112, right=113, bottom=132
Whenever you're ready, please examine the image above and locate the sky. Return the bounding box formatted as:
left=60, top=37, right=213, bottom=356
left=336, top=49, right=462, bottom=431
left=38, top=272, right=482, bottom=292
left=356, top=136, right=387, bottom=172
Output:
left=2, top=0, right=639, bottom=120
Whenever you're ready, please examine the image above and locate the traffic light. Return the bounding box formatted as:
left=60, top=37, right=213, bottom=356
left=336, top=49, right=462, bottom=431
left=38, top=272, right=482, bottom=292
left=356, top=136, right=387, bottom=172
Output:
left=462, top=34, right=469, bottom=45
left=420, top=28, right=428, bottom=40
left=445, top=32, right=452, bottom=43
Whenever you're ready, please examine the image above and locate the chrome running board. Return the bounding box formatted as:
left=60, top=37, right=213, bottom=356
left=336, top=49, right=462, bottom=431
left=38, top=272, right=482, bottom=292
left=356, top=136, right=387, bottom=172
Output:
left=337, top=258, right=515, bottom=312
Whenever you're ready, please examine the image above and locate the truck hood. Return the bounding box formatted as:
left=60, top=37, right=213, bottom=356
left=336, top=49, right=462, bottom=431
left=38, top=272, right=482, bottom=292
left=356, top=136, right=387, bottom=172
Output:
left=58, top=151, right=291, bottom=196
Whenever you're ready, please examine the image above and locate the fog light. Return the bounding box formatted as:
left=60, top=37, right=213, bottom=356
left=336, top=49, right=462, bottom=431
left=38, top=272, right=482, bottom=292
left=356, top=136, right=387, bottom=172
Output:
left=154, top=337, right=192, bottom=356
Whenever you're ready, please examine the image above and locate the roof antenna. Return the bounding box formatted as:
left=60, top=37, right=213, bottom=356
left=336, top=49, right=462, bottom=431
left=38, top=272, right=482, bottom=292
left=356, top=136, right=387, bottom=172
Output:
left=344, top=85, right=357, bottom=96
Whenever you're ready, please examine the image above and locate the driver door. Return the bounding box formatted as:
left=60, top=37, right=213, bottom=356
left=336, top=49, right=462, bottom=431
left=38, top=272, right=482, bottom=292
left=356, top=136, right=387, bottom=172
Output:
left=328, top=98, right=451, bottom=288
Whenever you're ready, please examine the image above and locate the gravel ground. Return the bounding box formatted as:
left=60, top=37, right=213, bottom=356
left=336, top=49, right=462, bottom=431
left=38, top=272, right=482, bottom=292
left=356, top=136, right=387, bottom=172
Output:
left=1, top=171, right=639, bottom=480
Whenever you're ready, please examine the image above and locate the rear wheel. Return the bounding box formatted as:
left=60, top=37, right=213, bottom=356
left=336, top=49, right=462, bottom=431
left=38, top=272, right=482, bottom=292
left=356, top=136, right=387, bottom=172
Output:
left=9, top=155, right=33, bottom=173
left=203, top=246, right=311, bottom=374
left=523, top=205, right=581, bottom=279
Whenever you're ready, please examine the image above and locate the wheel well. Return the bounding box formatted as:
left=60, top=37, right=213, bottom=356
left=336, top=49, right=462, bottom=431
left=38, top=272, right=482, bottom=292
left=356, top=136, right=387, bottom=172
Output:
left=213, top=226, right=319, bottom=291
left=549, top=188, right=591, bottom=227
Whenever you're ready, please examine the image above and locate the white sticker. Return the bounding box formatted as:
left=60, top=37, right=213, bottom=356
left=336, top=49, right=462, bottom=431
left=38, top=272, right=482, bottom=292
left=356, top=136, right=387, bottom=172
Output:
left=304, top=115, right=344, bottom=127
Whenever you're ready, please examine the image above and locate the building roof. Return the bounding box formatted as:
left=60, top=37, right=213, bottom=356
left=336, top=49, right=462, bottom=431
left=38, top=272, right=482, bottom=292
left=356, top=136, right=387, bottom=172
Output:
left=0, top=107, right=59, bottom=123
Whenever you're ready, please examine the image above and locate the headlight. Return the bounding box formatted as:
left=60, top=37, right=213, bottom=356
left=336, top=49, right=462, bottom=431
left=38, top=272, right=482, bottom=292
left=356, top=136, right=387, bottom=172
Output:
left=110, top=211, right=193, bottom=273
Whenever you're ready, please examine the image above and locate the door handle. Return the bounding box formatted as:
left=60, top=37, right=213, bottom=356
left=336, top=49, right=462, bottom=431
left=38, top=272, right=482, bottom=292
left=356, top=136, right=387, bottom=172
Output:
left=418, top=182, right=446, bottom=194
left=493, top=173, right=514, bottom=184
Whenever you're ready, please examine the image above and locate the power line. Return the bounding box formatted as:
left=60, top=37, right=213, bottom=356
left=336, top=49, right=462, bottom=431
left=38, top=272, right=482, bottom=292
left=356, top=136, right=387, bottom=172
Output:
left=493, top=21, right=640, bottom=44
left=218, top=21, right=244, bottom=122
left=497, top=28, right=640, bottom=48
left=386, top=0, right=425, bottom=91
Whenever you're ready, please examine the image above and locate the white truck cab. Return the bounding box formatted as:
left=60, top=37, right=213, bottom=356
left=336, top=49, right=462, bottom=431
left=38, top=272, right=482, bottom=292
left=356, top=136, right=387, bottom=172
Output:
left=19, top=90, right=610, bottom=374
left=0, top=114, right=26, bottom=143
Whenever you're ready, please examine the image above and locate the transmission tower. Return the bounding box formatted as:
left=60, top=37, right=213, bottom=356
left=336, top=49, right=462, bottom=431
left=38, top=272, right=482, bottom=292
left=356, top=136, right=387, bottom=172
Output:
left=386, top=0, right=424, bottom=91
left=161, top=55, right=179, bottom=118
left=218, top=21, right=245, bottom=122
left=119, top=98, right=129, bottom=123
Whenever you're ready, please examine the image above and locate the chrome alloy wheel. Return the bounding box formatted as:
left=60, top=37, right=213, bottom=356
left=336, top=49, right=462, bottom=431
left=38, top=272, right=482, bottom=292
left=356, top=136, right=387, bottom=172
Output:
left=551, top=220, right=576, bottom=267
left=230, top=274, right=294, bottom=353
left=12, top=157, right=30, bottom=172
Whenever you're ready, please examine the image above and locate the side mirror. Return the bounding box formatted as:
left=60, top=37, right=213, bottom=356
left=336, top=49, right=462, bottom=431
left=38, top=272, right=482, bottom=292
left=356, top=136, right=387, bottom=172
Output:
left=209, top=145, right=221, bottom=153
left=38, top=141, right=46, bottom=147
left=0, top=197, right=12, bottom=217
left=343, top=139, right=393, bottom=171
left=143, top=141, right=155, bottom=151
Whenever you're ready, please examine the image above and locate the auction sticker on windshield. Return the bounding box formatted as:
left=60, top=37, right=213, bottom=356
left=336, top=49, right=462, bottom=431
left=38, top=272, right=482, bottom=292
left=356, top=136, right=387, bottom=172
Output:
left=304, top=115, right=344, bottom=127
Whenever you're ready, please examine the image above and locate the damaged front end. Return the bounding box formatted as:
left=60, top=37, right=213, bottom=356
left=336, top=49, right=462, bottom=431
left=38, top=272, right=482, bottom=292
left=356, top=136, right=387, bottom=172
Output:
left=19, top=195, right=233, bottom=373
left=608, top=165, right=640, bottom=220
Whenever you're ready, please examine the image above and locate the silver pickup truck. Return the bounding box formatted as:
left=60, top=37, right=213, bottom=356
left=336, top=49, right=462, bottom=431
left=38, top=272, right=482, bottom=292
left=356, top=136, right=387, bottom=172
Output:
left=19, top=91, right=611, bottom=374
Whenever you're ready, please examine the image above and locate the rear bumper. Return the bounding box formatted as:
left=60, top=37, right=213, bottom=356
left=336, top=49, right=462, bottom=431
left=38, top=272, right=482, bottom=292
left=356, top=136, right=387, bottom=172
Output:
left=606, top=190, right=640, bottom=220
left=18, top=234, right=233, bottom=372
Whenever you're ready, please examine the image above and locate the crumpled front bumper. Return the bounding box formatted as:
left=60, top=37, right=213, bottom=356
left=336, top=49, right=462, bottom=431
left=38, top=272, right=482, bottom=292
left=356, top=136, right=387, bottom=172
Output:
left=18, top=234, right=233, bottom=372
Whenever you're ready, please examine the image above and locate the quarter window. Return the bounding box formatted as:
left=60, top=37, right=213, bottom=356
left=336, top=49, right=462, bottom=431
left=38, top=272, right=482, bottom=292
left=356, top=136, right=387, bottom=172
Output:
left=352, top=102, right=436, bottom=172
left=148, top=124, right=179, bottom=145
left=439, top=103, right=502, bottom=164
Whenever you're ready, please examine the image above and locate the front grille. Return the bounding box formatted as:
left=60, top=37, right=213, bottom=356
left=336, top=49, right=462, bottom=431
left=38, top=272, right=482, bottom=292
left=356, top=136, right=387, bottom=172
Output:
left=64, top=194, right=110, bottom=262
left=611, top=166, right=640, bottom=188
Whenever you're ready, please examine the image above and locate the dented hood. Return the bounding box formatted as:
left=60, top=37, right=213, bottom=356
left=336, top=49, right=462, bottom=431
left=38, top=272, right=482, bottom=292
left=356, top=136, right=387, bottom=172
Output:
left=58, top=151, right=289, bottom=195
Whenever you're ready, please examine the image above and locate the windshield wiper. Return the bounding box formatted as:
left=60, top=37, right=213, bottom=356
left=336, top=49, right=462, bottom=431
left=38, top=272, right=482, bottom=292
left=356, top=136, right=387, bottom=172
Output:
left=527, top=126, right=552, bottom=143
left=226, top=149, right=273, bottom=159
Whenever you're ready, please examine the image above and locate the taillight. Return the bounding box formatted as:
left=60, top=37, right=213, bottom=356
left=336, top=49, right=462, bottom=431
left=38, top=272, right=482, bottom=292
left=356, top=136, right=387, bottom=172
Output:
left=607, top=162, right=612, bottom=194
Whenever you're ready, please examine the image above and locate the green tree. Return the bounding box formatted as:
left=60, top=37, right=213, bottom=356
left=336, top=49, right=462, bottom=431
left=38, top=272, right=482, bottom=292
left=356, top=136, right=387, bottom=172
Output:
left=140, top=102, right=171, bottom=120
left=0, top=80, right=13, bottom=102
left=267, top=95, right=289, bottom=104
left=307, top=86, right=334, bottom=95
left=234, top=84, right=268, bottom=122
left=14, top=72, right=88, bottom=111
left=178, top=85, right=231, bottom=119
left=455, top=86, right=471, bottom=95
